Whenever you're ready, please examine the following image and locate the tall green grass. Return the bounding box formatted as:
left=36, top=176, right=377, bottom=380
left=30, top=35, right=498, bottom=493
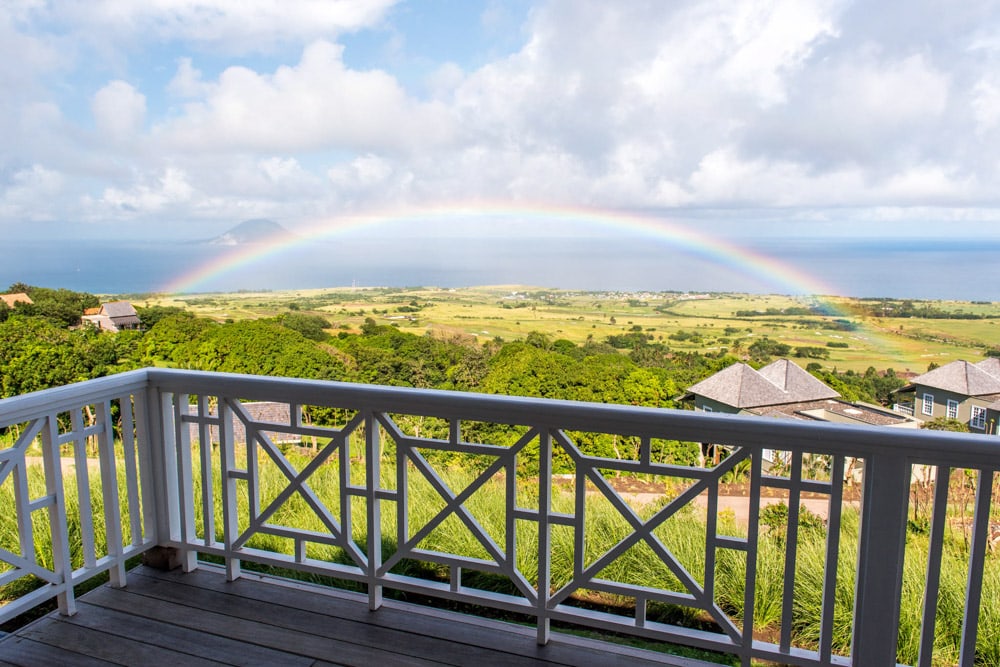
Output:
left=0, top=457, right=144, bottom=615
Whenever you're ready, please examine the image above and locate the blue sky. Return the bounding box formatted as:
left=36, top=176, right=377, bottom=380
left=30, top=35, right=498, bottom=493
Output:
left=3, top=0, right=1000, bottom=241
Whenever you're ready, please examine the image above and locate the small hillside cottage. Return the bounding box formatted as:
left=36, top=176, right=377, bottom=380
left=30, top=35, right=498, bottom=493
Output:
left=0, top=293, right=33, bottom=308
left=82, top=301, right=142, bottom=332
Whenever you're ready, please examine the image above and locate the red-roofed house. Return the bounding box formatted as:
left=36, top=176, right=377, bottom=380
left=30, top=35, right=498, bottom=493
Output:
left=0, top=293, right=32, bottom=308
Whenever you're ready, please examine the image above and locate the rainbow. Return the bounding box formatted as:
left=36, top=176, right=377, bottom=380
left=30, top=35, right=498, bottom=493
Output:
left=162, top=202, right=841, bottom=297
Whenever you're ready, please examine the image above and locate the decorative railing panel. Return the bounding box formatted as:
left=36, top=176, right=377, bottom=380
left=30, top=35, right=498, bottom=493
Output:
left=2, top=368, right=999, bottom=666
left=0, top=371, right=156, bottom=623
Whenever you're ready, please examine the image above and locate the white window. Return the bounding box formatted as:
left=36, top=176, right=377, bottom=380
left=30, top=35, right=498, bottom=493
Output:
left=922, top=393, right=934, bottom=416
left=947, top=399, right=959, bottom=420
left=702, top=406, right=713, bottom=413
left=971, top=405, right=987, bottom=430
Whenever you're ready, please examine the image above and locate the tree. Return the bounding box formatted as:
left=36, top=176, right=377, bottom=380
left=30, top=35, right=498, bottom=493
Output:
left=748, top=337, right=791, bottom=362
left=136, top=305, right=186, bottom=329
left=140, top=313, right=216, bottom=365
left=277, top=313, right=330, bottom=341
left=0, top=316, right=139, bottom=397
left=11, top=285, right=98, bottom=327
left=189, top=320, right=347, bottom=380
left=920, top=417, right=969, bottom=432
left=524, top=331, right=552, bottom=350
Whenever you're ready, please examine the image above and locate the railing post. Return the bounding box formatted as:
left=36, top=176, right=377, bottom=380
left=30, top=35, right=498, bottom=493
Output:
left=41, top=413, right=75, bottom=616
left=96, top=400, right=126, bottom=588
left=852, top=452, right=910, bottom=665
left=536, top=428, right=552, bottom=645
left=219, top=398, right=241, bottom=581
left=366, top=411, right=383, bottom=611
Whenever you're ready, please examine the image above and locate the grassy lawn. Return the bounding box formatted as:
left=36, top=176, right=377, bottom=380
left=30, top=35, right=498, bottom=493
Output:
left=136, top=286, right=1000, bottom=374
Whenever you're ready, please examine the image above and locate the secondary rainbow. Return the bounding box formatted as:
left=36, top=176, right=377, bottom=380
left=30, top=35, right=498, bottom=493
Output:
left=161, top=202, right=841, bottom=297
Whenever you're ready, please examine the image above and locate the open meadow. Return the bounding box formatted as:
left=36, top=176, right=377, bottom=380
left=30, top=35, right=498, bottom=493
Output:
left=139, top=287, right=1000, bottom=375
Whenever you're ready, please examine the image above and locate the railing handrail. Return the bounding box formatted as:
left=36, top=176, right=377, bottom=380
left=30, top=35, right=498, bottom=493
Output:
left=3, top=367, right=996, bottom=468
left=144, top=368, right=1000, bottom=465
left=0, top=368, right=150, bottom=424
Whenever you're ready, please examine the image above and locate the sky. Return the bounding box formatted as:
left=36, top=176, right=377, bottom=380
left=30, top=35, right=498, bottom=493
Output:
left=3, top=0, right=1000, bottom=242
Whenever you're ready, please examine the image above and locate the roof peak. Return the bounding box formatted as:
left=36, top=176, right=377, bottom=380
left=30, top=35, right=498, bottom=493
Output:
left=687, top=359, right=839, bottom=409
left=911, top=359, right=1000, bottom=396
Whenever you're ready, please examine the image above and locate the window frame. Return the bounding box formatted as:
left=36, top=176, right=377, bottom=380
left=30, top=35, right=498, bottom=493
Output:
left=947, top=399, right=959, bottom=420
left=971, top=405, right=987, bottom=430
left=921, top=393, right=934, bottom=416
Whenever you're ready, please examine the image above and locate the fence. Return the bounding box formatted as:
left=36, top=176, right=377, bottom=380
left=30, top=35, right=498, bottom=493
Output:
left=1, top=368, right=998, bottom=666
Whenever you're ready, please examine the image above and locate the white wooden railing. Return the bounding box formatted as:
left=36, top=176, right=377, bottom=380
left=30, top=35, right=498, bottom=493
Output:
left=1, top=368, right=998, bottom=666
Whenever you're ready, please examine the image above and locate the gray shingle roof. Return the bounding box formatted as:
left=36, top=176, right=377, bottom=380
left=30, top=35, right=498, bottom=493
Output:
left=757, top=359, right=841, bottom=402
left=100, top=301, right=138, bottom=318
left=910, top=360, right=1000, bottom=396
left=975, top=358, right=1000, bottom=378
left=686, top=359, right=840, bottom=409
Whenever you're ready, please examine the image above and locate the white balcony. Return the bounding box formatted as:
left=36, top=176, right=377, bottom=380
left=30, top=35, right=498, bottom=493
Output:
left=0, top=369, right=997, bottom=666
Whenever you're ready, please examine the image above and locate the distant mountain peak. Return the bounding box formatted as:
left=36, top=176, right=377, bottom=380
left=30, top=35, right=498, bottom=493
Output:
left=209, top=219, right=292, bottom=246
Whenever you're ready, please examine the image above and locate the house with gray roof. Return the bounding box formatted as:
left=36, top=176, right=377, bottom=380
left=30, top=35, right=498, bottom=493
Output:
left=683, top=359, right=913, bottom=426
left=682, top=359, right=917, bottom=468
left=82, top=301, right=142, bottom=332
left=683, top=359, right=841, bottom=413
left=895, top=359, right=1000, bottom=434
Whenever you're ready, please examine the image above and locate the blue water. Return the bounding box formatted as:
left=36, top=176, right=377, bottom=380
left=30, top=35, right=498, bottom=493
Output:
left=1, top=236, right=997, bottom=301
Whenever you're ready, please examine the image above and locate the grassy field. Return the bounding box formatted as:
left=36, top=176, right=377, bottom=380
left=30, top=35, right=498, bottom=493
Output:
left=137, top=286, right=1000, bottom=374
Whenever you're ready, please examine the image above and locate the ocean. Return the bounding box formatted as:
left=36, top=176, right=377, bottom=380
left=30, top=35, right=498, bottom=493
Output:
left=2, top=236, right=997, bottom=301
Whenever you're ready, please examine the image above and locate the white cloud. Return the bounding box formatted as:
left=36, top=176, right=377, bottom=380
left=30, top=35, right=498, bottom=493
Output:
left=0, top=164, right=65, bottom=220
left=880, top=165, right=974, bottom=203
left=92, top=80, right=147, bottom=141
left=157, top=41, right=454, bottom=153
left=52, top=0, right=399, bottom=52
left=4, top=0, right=1000, bottom=234
left=0, top=10, right=64, bottom=92
left=167, top=57, right=211, bottom=98
left=972, top=77, right=1000, bottom=133
left=715, top=0, right=842, bottom=107
left=98, top=167, right=194, bottom=215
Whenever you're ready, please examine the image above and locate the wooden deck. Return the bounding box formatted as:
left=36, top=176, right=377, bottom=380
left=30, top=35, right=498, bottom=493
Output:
left=0, top=565, right=716, bottom=666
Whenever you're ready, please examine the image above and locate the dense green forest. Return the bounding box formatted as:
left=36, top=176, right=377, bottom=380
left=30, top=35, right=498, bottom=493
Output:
left=0, top=284, right=907, bottom=411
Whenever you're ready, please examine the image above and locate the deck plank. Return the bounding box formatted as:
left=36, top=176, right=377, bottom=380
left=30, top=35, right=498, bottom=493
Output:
left=119, top=571, right=550, bottom=667
left=63, top=601, right=312, bottom=667
left=0, top=565, right=720, bottom=667
left=138, top=566, right=717, bottom=667
left=0, top=635, right=113, bottom=667
left=20, top=619, right=229, bottom=666
left=82, top=585, right=441, bottom=667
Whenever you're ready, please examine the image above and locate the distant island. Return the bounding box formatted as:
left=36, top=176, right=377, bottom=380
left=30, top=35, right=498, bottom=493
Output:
left=208, top=219, right=293, bottom=246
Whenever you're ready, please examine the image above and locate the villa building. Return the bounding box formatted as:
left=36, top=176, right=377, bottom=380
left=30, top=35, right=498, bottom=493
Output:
left=894, top=358, right=1000, bottom=434
left=681, top=358, right=915, bottom=427
left=681, top=358, right=917, bottom=468
left=82, top=300, right=142, bottom=332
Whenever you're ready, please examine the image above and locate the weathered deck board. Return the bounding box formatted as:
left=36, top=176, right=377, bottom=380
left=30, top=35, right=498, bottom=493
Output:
left=58, top=601, right=311, bottom=667
left=0, top=635, right=114, bottom=667
left=0, top=565, right=718, bottom=667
